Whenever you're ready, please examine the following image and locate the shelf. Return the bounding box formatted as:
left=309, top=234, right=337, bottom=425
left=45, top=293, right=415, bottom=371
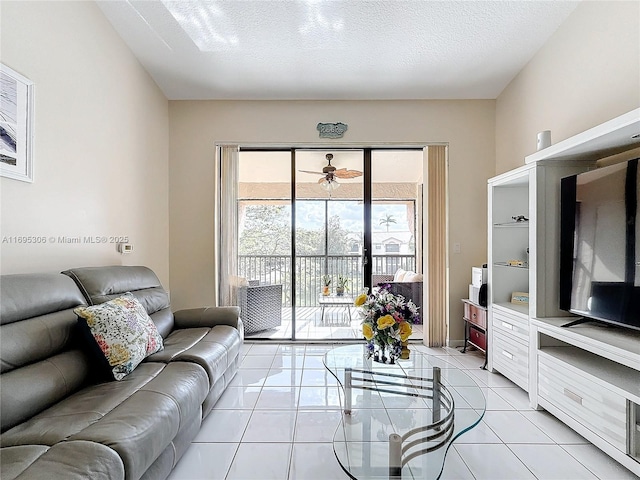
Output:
left=532, top=317, right=640, bottom=371
left=494, top=302, right=529, bottom=317
left=462, top=298, right=487, bottom=310
left=525, top=108, right=640, bottom=164
left=494, top=262, right=528, bottom=269
left=538, top=346, right=640, bottom=404
left=493, top=222, right=529, bottom=228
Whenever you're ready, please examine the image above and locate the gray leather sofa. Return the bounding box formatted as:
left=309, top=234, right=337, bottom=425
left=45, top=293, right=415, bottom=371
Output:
left=0, top=266, right=243, bottom=480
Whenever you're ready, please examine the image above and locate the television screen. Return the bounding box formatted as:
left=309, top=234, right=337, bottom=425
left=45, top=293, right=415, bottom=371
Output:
left=559, top=158, right=640, bottom=331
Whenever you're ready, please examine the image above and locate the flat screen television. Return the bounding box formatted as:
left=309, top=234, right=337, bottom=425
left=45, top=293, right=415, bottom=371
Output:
left=559, top=158, right=640, bottom=331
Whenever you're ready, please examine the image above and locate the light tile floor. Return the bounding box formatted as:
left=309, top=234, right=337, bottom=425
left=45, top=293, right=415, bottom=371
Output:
left=167, top=343, right=638, bottom=480
left=246, top=307, right=425, bottom=342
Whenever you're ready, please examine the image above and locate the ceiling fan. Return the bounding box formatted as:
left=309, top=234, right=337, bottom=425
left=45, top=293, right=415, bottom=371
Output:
left=298, top=153, right=363, bottom=192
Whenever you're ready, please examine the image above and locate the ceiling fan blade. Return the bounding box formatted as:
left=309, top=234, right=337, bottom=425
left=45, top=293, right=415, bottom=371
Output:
left=299, top=169, right=324, bottom=175
left=334, top=168, right=363, bottom=179
left=317, top=177, right=327, bottom=184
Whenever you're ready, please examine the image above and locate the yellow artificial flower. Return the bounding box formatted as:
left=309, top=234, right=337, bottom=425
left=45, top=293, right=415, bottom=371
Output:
left=377, top=315, right=395, bottom=330
left=354, top=293, right=367, bottom=307
left=399, top=321, right=412, bottom=342
left=362, top=322, right=375, bottom=340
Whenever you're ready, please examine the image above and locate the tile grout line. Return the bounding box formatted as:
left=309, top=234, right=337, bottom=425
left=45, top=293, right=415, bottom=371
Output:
left=197, top=346, right=609, bottom=480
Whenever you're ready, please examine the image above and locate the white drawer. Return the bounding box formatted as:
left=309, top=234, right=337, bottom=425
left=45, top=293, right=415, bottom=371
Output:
left=538, top=352, right=627, bottom=451
left=492, top=329, right=529, bottom=391
left=492, top=308, right=529, bottom=343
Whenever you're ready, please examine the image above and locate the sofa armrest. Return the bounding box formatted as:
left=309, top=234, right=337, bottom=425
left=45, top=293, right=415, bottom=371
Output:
left=174, top=306, right=241, bottom=330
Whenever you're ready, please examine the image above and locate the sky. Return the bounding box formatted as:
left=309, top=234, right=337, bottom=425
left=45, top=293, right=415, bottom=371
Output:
left=295, top=200, right=410, bottom=233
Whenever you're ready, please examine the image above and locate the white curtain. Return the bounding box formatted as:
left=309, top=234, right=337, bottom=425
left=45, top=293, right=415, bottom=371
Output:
left=217, top=145, right=240, bottom=306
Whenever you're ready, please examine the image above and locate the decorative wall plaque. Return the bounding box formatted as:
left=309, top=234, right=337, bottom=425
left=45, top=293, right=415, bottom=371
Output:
left=317, top=122, right=348, bottom=139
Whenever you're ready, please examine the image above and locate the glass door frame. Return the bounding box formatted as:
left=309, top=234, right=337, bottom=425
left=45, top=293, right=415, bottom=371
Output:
left=291, top=148, right=365, bottom=341
left=236, top=145, right=423, bottom=341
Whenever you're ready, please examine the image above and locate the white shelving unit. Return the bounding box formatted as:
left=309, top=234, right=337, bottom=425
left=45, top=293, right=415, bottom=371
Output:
left=487, top=167, right=531, bottom=390
left=487, top=159, right=596, bottom=391
left=532, top=317, right=640, bottom=475
left=488, top=108, right=640, bottom=475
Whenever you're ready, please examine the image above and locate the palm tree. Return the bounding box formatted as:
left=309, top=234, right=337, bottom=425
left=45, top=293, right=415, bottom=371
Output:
left=379, top=214, right=397, bottom=232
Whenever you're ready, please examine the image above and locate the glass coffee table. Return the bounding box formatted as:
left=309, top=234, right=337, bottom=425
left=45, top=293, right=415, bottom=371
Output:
left=324, top=345, right=486, bottom=479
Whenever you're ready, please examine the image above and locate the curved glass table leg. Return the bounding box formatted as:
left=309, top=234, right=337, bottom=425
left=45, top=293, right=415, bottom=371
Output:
left=324, top=345, right=486, bottom=480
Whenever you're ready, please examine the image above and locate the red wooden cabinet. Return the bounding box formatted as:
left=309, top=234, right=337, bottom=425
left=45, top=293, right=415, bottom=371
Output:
left=462, top=299, right=488, bottom=369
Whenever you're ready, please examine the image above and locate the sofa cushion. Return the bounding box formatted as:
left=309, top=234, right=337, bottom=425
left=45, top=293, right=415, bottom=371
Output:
left=1, top=361, right=208, bottom=480
left=1, top=350, right=91, bottom=433
left=0, top=441, right=125, bottom=480
left=63, top=266, right=175, bottom=338
left=393, top=268, right=407, bottom=281
left=149, top=307, right=175, bottom=339
left=147, top=325, right=242, bottom=387
left=0, top=274, right=85, bottom=325
left=1, top=274, right=91, bottom=434
left=68, top=362, right=208, bottom=480
left=403, top=271, right=423, bottom=282
left=74, top=294, right=164, bottom=380
left=1, top=363, right=166, bottom=447
left=0, top=444, right=48, bottom=480
left=63, top=266, right=170, bottom=314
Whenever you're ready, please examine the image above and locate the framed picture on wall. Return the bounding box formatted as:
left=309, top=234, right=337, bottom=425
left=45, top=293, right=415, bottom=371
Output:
left=1, top=63, right=34, bottom=182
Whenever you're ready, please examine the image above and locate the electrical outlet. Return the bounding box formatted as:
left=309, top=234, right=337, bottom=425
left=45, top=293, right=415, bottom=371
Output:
left=453, top=242, right=461, bottom=254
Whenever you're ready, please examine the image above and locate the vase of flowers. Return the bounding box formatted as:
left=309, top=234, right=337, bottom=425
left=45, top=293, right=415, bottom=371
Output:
left=355, top=285, right=420, bottom=364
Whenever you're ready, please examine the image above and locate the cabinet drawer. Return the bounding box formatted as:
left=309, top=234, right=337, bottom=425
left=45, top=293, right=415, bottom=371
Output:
left=469, top=325, right=486, bottom=351
left=492, top=307, right=528, bottom=343
left=465, top=303, right=487, bottom=329
left=538, top=352, right=627, bottom=451
left=492, top=329, right=529, bottom=391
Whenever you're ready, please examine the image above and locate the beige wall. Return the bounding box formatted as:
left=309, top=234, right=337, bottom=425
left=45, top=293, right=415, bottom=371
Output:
left=8, top=1, right=630, bottom=344
left=0, top=2, right=170, bottom=285
left=169, top=100, right=495, bottom=343
left=496, top=1, right=640, bottom=174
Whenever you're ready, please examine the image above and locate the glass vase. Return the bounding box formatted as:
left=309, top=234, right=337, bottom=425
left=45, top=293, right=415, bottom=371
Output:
left=400, top=340, right=410, bottom=359
left=373, top=342, right=399, bottom=364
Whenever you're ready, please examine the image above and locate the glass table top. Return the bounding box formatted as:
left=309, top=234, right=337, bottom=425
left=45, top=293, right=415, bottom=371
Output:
left=323, top=344, right=486, bottom=480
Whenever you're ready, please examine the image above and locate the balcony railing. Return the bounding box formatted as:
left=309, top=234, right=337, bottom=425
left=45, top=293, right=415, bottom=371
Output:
left=238, top=254, right=416, bottom=307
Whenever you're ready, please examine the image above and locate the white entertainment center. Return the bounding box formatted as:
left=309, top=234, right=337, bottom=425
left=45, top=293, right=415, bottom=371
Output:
left=487, top=108, right=640, bottom=475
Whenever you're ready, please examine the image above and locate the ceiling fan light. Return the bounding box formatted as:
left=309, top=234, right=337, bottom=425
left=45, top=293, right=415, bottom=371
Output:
left=320, top=178, right=340, bottom=192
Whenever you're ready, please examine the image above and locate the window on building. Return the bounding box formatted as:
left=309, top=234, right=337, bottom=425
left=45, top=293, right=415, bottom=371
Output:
left=385, top=243, right=400, bottom=253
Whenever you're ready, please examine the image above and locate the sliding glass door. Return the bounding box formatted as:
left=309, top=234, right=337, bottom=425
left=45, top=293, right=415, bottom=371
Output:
left=371, top=150, right=424, bottom=341
left=232, top=147, right=423, bottom=341
left=294, top=150, right=365, bottom=340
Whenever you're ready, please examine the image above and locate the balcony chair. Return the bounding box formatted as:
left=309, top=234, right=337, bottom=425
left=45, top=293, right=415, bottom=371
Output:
left=375, top=269, right=423, bottom=324
left=238, top=282, right=283, bottom=334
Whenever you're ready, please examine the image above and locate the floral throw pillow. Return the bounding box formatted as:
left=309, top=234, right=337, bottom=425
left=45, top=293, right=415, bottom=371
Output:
left=74, top=293, right=164, bottom=380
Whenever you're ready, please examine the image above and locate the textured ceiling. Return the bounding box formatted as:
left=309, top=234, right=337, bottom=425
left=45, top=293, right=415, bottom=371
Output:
left=97, top=0, right=580, bottom=100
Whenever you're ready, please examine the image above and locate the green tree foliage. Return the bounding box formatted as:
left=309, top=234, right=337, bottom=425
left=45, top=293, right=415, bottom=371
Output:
left=239, top=204, right=352, bottom=256
left=379, top=213, right=397, bottom=232
left=239, top=205, right=291, bottom=255
left=326, top=215, right=351, bottom=255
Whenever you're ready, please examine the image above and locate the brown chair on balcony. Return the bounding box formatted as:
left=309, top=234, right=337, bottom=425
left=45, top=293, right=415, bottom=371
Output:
left=238, top=283, right=283, bottom=334
left=375, top=270, right=423, bottom=324
left=372, top=274, right=394, bottom=286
